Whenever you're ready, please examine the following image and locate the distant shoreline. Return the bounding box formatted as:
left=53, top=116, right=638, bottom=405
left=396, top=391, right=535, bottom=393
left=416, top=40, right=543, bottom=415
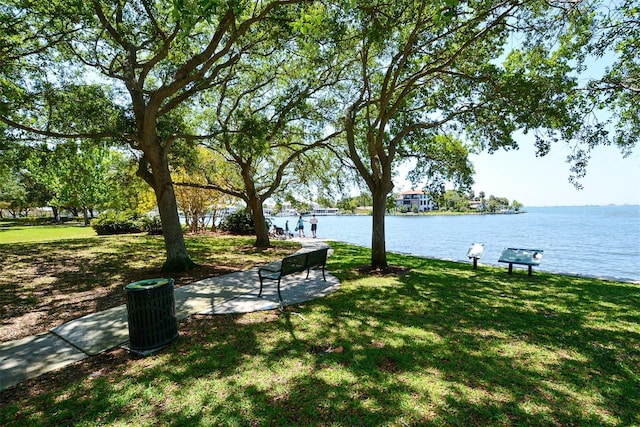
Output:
left=388, top=210, right=525, bottom=217
left=308, top=211, right=527, bottom=217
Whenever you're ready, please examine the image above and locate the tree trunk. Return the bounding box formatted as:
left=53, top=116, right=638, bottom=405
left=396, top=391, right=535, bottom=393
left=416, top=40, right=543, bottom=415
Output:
left=250, top=199, right=270, bottom=248
left=152, top=158, right=195, bottom=272
left=241, top=166, right=270, bottom=248
left=51, top=206, right=60, bottom=222
left=210, top=210, right=219, bottom=232
left=82, top=207, right=90, bottom=226
left=371, top=188, right=388, bottom=270
left=245, top=190, right=270, bottom=248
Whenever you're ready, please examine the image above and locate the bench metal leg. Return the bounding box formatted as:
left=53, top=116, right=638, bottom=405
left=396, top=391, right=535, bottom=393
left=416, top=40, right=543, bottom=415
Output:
left=305, top=265, right=327, bottom=281
left=258, top=278, right=283, bottom=302
left=277, top=278, right=283, bottom=302
left=508, top=263, right=513, bottom=274
left=528, top=265, right=533, bottom=276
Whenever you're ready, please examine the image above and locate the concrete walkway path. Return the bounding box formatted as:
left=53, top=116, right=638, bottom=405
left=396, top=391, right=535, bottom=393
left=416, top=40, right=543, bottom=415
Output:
left=0, top=240, right=339, bottom=392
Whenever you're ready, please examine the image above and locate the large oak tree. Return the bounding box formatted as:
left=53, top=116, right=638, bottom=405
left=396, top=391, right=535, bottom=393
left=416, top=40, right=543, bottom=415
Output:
left=2, top=0, right=634, bottom=274
left=190, top=37, right=342, bottom=248
left=0, top=0, right=309, bottom=271
left=332, top=0, right=593, bottom=269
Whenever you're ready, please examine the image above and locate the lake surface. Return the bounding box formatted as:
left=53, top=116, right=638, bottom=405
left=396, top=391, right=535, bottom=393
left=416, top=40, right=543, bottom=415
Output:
left=271, top=205, right=640, bottom=281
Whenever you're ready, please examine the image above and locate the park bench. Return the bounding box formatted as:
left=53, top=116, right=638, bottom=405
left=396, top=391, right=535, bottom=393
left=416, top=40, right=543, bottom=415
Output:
left=466, top=243, right=484, bottom=269
left=258, top=247, right=329, bottom=302
left=498, top=248, right=543, bottom=276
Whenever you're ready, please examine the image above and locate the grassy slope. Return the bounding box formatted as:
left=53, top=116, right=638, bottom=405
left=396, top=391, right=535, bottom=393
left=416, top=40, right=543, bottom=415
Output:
left=0, top=236, right=638, bottom=426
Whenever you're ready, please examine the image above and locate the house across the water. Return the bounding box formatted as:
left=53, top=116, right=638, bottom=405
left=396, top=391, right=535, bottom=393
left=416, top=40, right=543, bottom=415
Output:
left=395, top=190, right=436, bottom=212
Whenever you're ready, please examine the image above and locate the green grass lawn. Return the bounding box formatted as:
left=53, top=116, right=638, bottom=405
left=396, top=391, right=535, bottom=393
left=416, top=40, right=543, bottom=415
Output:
left=0, top=222, right=97, bottom=244
left=1, top=234, right=638, bottom=426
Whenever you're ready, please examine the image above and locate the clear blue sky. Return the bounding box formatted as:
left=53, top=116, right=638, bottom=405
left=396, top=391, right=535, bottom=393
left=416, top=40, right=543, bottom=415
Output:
left=469, top=141, right=640, bottom=207
left=394, top=141, right=640, bottom=207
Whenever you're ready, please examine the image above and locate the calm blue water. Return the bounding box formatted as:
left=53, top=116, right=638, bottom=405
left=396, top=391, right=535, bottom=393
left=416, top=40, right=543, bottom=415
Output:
left=271, top=205, right=640, bottom=281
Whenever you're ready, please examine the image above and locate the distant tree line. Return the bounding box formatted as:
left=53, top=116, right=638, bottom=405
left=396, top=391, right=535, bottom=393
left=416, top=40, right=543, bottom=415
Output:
left=0, top=141, right=153, bottom=224
left=434, top=190, right=523, bottom=214
left=390, top=190, right=524, bottom=214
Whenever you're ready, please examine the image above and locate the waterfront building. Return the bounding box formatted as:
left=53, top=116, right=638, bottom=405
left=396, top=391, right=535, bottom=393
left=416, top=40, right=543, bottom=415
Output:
left=396, top=190, right=435, bottom=212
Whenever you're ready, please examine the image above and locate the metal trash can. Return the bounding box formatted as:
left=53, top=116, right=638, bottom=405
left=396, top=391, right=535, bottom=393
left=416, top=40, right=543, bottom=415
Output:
left=124, top=278, right=178, bottom=351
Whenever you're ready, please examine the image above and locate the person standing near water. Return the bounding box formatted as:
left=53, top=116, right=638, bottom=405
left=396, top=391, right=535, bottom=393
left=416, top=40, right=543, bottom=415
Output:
left=309, top=214, right=318, bottom=238
left=297, top=214, right=305, bottom=237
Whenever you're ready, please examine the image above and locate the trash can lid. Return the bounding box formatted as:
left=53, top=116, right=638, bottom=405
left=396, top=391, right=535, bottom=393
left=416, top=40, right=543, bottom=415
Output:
left=125, top=278, right=172, bottom=290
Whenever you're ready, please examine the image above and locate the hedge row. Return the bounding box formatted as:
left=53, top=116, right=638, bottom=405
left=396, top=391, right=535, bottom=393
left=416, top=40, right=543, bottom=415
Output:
left=91, top=211, right=163, bottom=235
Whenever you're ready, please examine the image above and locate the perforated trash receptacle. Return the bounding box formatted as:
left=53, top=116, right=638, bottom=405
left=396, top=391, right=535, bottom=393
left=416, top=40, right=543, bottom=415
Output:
left=124, top=278, right=178, bottom=351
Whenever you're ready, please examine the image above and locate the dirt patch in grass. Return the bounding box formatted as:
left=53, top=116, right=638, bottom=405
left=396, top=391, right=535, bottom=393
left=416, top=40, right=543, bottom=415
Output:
left=0, top=234, right=296, bottom=342
left=355, top=264, right=411, bottom=276
left=0, top=260, right=230, bottom=342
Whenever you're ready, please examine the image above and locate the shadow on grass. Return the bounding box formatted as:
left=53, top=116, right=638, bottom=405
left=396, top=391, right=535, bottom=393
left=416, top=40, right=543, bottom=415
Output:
left=0, top=234, right=298, bottom=341
left=0, top=237, right=166, bottom=339
left=0, top=241, right=638, bottom=425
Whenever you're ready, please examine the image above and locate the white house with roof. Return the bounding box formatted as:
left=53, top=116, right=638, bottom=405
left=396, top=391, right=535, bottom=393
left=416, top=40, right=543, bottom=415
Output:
left=395, top=190, right=435, bottom=212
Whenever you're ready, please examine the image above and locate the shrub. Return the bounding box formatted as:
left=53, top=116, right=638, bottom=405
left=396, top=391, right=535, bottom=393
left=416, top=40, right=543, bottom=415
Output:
left=219, top=209, right=271, bottom=235
left=219, top=209, right=255, bottom=235
left=92, top=211, right=142, bottom=235
left=140, top=215, right=163, bottom=235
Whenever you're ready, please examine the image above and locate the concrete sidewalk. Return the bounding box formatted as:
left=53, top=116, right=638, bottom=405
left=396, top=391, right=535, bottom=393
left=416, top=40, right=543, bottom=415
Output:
left=0, top=241, right=339, bottom=392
